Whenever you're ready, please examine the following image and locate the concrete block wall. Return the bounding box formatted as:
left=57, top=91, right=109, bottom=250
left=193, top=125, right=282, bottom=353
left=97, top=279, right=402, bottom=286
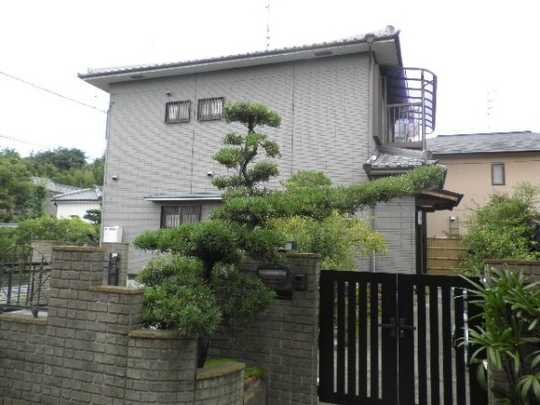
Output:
left=102, top=242, right=129, bottom=286
left=210, top=253, right=321, bottom=405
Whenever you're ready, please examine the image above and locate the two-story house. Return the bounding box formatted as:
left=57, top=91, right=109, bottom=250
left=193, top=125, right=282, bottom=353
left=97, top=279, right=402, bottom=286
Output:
left=80, top=26, right=460, bottom=276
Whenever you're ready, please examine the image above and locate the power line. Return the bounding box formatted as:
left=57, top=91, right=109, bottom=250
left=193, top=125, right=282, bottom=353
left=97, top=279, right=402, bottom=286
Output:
left=0, top=70, right=107, bottom=113
left=0, top=132, right=53, bottom=149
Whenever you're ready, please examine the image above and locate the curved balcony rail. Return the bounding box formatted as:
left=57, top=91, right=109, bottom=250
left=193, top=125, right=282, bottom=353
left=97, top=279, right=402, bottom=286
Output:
left=383, top=67, right=437, bottom=149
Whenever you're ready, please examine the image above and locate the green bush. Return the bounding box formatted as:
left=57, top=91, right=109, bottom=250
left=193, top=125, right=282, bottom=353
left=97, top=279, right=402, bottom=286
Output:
left=16, top=215, right=98, bottom=245
left=137, top=256, right=222, bottom=336
left=466, top=268, right=540, bottom=404
left=210, top=263, right=275, bottom=327
left=461, top=184, right=540, bottom=275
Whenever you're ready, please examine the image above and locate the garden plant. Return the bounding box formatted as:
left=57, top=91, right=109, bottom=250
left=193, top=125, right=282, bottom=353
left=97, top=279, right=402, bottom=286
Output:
left=134, top=101, right=448, bottom=367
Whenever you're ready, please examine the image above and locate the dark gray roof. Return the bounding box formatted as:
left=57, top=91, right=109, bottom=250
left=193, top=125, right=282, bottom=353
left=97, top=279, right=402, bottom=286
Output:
left=428, top=131, right=540, bottom=155
left=144, top=192, right=222, bottom=202
left=364, top=144, right=437, bottom=173
left=52, top=188, right=102, bottom=202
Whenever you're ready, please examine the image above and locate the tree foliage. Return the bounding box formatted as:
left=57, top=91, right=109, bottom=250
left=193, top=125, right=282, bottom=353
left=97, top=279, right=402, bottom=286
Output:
left=16, top=215, right=98, bottom=245
left=0, top=150, right=44, bottom=222
left=461, top=184, right=540, bottom=275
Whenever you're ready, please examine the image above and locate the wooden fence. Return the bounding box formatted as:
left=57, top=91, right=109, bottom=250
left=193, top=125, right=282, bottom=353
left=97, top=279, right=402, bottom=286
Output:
left=427, top=238, right=464, bottom=275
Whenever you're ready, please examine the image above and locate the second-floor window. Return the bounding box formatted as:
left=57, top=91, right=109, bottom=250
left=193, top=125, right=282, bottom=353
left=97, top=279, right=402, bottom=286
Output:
left=165, top=100, right=191, bottom=123
left=161, top=205, right=201, bottom=228
left=198, top=97, right=224, bottom=121
left=491, top=163, right=505, bottom=186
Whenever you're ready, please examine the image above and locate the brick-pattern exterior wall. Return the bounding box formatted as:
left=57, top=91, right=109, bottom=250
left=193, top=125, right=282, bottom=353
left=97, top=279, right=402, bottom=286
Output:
left=126, top=330, right=198, bottom=404
left=210, top=253, right=320, bottom=405
left=195, top=363, right=244, bottom=405
left=103, top=54, right=371, bottom=272
left=0, top=246, right=212, bottom=405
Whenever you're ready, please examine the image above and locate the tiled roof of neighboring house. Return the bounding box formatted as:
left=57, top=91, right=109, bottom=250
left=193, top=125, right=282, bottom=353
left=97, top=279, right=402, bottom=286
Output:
left=52, top=187, right=102, bottom=202
left=79, top=26, right=402, bottom=90
left=428, top=131, right=540, bottom=155
left=31, top=177, right=82, bottom=195
left=364, top=145, right=437, bottom=176
left=144, top=192, right=223, bottom=202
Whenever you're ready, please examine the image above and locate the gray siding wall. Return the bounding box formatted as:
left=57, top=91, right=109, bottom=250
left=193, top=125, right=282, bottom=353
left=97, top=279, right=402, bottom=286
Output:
left=372, top=196, right=417, bottom=274
left=103, top=54, right=371, bottom=272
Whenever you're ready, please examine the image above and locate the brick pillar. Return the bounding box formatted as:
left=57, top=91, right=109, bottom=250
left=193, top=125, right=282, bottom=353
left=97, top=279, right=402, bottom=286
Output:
left=126, top=330, right=198, bottom=404
left=210, top=253, right=321, bottom=405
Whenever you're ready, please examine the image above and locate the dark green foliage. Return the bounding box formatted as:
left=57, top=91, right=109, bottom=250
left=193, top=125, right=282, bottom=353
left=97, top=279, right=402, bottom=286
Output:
left=0, top=150, right=43, bottom=222
left=212, top=103, right=281, bottom=194
left=210, top=263, right=275, bottom=327
left=224, top=102, right=281, bottom=130
left=137, top=256, right=221, bottom=335
left=461, top=184, right=540, bottom=275
left=29, top=147, right=87, bottom=171
left=83, top=209, right=101, bottom=225
left=465, top=269, right=540, bottom=404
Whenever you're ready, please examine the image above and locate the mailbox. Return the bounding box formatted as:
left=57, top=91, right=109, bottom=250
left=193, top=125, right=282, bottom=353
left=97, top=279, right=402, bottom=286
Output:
left=257, top=266, right=292, bottom=299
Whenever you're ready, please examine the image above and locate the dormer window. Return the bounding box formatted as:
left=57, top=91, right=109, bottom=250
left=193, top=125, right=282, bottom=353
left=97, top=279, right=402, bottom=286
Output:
left=197, top=97, right=224, bottom=121
left=165, top=100, right=191, bottom=123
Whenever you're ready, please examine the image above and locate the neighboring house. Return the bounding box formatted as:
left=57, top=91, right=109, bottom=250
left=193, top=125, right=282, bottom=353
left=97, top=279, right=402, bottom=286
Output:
left=31, top=177, right=82, bottom=216
left=52, top=187, right=102, bottom=223
left=427, top=131, right=540, bottom=237
left=80, top=26, right=460, bottom=274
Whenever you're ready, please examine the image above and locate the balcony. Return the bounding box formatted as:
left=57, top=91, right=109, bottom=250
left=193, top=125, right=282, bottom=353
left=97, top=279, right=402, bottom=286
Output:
left=382, top=67, right=437, bottom=150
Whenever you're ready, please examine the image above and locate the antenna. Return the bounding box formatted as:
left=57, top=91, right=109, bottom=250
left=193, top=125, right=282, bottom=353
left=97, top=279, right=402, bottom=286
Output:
left=265, top=0, right=271, bottom=49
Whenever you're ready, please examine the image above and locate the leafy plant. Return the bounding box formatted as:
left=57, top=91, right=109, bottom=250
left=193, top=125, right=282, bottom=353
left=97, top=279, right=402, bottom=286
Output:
left=137, top=256, right=221, bottom=336
left=461, top=184, right=540, bottom=275
left=16, top=215, right=98, bottom=245
left=466, top=268, right=540, bottom=404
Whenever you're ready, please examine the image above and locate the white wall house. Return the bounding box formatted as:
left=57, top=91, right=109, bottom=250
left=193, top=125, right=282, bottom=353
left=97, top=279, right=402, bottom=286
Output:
left=52, top=188, right=102, bottom=223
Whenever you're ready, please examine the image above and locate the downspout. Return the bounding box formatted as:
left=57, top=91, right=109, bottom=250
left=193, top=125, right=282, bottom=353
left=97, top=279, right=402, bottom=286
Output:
left=365, top=34, right=378, bottom=272
left=100, top=97, right=113, bottom=245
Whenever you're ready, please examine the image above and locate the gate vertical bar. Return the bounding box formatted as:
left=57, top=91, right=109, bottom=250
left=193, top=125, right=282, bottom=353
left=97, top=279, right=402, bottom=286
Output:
left=429, top=285, right=440, bottom=405
left=417, top=281, right=428, bottom=405
left=347, top=281, right=357, bottom=396
left=369, top=281, right=379, bottom=398
left=398, top=275, right=415, bottom=405
left=337, top=280, right=345, bottom=397
left=358, top=279, right=368, bottom=399
left=442, top=286, right=453, bottom=405
left=382, top=274, right=398, bottom=405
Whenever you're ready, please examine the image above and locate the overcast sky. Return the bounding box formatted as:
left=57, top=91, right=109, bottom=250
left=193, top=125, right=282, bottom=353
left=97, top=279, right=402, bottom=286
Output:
left=1, top=0, right=538, bottom=160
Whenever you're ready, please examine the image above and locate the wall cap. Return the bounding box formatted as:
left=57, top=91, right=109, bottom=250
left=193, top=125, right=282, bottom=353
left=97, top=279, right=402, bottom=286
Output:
left=196, top=361, right=245, bottom=380
left=128, top=328, right=195, bottom=340
left=0, top=312, right=48, bottom=325
left=91, top=286, right=144, bottom=295
left=52, top=246, right=104, bottom=252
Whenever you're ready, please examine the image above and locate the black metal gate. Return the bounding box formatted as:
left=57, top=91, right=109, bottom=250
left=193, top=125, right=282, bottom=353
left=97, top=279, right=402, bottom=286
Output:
left=319, top=271, right=488, bottom=405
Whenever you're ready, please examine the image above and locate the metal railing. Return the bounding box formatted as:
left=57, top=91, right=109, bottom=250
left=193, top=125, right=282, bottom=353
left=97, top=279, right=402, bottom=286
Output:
left=0, top=246, right=49, bottom=317
left=383, top=67, right=437, bottom=150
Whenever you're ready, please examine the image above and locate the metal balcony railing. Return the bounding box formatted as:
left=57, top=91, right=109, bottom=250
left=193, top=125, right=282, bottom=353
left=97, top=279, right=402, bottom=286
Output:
left=383, top=67, right=437, bottom=150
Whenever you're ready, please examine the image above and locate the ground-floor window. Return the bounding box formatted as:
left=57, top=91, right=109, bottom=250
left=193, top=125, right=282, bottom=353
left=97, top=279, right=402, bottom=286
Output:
left=161, top=205, right=201, bottom=228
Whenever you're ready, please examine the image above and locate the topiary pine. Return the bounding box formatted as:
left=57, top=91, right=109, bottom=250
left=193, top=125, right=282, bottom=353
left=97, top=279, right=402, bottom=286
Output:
left=212, top=102, right=281, bottom=195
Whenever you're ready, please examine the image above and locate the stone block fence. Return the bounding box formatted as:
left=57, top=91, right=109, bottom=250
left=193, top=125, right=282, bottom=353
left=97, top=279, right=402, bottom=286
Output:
left=0, top=247, right=320, bottom=405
